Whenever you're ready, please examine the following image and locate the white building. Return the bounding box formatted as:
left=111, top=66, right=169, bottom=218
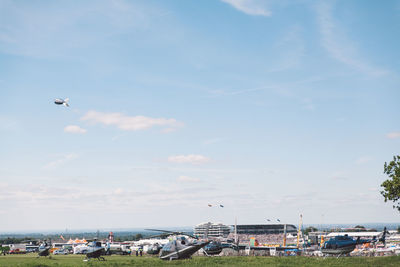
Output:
left=194, top=222, right=231, bottom=238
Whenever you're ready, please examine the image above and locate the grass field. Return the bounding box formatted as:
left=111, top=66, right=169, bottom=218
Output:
left=0, top=254, right=400, bottom=267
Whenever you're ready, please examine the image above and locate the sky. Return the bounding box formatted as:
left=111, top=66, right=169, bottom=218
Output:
left=1, top=0, right=400, bottom=232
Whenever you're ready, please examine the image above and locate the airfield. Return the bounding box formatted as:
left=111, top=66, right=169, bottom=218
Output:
left=1, top=254, right=400, bottom=267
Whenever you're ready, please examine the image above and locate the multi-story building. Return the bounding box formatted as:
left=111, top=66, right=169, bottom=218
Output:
left=194, top=222, right=231, bottom=238
left=235, top=224, right=297, bottom=235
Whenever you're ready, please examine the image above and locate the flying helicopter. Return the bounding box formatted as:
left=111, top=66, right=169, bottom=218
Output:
left=145, top=229, right=210, bottom=260
left=54, top=98, right=69, bottom=107
left=321, top=227, right=388, bottom=256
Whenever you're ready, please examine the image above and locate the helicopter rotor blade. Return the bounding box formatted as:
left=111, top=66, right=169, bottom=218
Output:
left=146, top=233, right=171, bottom=239
left=145, top=229, right=176, bottom=233
left=145, top=229, right=197, bottom=239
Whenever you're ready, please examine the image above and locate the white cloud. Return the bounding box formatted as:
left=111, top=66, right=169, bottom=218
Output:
left=177, top=176, right=200, bottom=183
left=316, top=2, right=388, bottom=76
left=81, top=110, right=183, bottom=132
left=168, top=154, right=210, bottom=164
left=64, top=125, right=87, bottom=134
left=43, top=153, right=78, bottom=170
left=387, top=132, right=400, bottom=139
left=221, top=0, right=271, bottom=16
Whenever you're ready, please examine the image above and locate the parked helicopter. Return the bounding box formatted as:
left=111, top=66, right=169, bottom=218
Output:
left=195, top=224, right=238, bottom=256
left=321, top=227, right=388, bottom=256
left=54, top=98, right=69, bottom=107
left=37, top=240, right=51, bottom=258
left=145, top=229, right=210, bottom=260
left=82, top=240, right=106, bottom=261
left=202, top=241, right=223, bottom=255
left=146, top=243, right=163, bottom=255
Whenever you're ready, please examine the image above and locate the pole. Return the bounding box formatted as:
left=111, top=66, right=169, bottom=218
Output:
left=283, top=224, right=287, bottom=247
left=297, top=214, right=303, bottom=248
left=234, top=217, right=238, bottom=244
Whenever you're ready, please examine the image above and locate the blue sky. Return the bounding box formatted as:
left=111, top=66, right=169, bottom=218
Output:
left=1, top=0, right=399, bottom=231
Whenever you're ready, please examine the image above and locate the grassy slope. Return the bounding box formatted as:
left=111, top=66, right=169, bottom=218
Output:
left=0, top=254, right=400, bottom=267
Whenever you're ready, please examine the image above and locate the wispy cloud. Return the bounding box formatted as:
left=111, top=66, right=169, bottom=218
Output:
left=0, top=183, right=218, bottom=214
left=221, top=0, right=271, bottom=16
left=168, top=154, right=210, bottom=164
left=301, top=98, right=315, bottom=111
left=316, top=2, right=388, bottom=76
left=43, top=153, right=78, bottom=170
left=203, top=138, right=223, bottom=145
left=64, top=125, right=87, bottom=134
left=161, top=127, right=178, bottom=134
left=111, top=133, right=125, bottom=141
left=0, top=0, right=163, bottom=58
left=208, top=76, right=321, bottom=98
left=268, top=25, right=305, bottom=72
left=114, top=188, right=124, bottom=195
left=268, top=192, right=318, bottom=207
left=0, top=116, right=20, bottom=131
left=355, top=156, right=373, bottom=165
left=331, top=171, right=348, bottom=181
left=209, top=85, right=274, bottom=97
left=177, top=175, right=200, bottom=183
left=81, top=110, right=183, bottom=132
left=387, top=132, right=400, bottom=139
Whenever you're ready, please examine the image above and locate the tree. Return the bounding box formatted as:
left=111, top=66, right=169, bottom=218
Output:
left=134, top=234, right=143, bottom=241
left=381, top=155, right=400, bottom=211
left=304, top=226, right=318, bottom=235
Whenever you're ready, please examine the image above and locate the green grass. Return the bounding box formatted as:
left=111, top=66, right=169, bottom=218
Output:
left=0, top=254, right=399, bottom=267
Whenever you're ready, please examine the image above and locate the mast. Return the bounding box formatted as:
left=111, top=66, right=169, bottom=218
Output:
left=283, top=224, right=287, bottom=247
left=234, top=217, right=238, bottom=244
left=297, top=214, right=303, bottom=248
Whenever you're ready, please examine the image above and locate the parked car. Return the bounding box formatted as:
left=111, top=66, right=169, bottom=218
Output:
left=9, top=249, right=26, bottom=254
left=53, top=249, right=68, bottom=255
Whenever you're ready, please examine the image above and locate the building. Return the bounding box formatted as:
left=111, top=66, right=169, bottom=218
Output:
left=227, top=224, right=298, bottom=245
left=194, top=222, right=231, bottom=238
left=235, top=224, right=297, bottom=235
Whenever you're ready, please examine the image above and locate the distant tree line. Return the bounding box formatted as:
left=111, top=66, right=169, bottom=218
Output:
left=0, top=237, right=34, bottom=244
left=304, top=227, right=318, bottom=235
left=0, top=232, right=151, bottom=244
